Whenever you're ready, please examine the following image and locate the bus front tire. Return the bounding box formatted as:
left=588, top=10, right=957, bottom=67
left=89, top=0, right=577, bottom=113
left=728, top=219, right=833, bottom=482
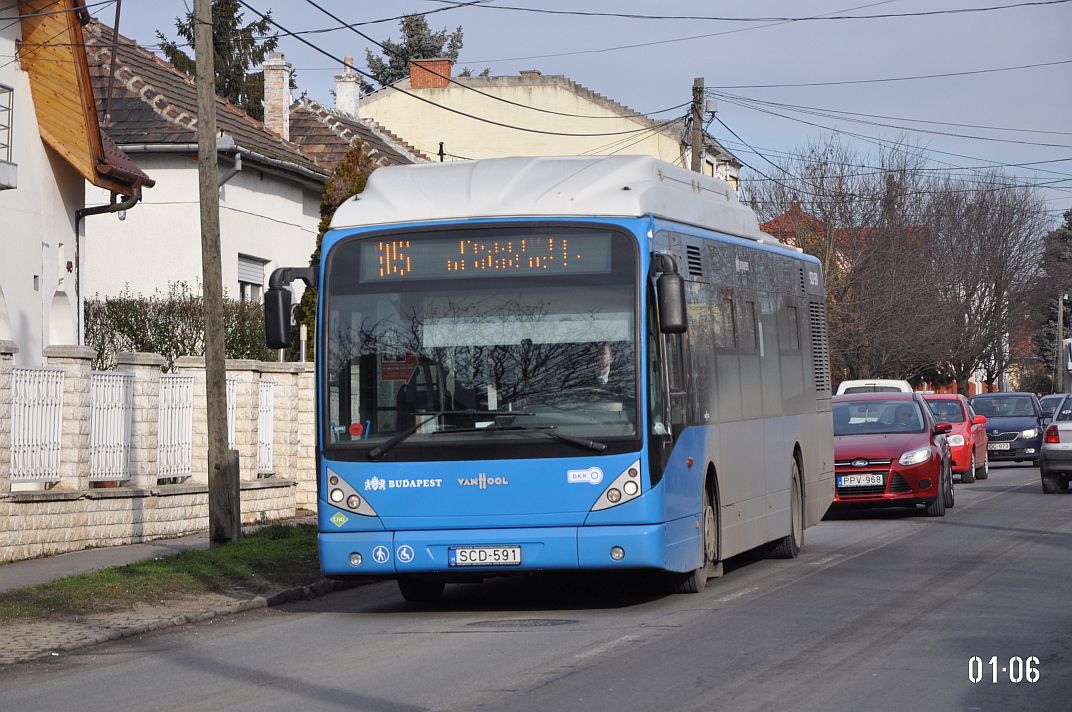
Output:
left=678, top=486, right=716, bottom=594
left=397, top=577, right=445, bottom=603
left=768, top=460, right=803, bottom=559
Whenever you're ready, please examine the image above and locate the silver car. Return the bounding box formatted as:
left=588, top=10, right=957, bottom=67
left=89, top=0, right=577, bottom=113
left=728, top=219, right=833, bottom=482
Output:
left=1039, top=394, right=1072, bottom=493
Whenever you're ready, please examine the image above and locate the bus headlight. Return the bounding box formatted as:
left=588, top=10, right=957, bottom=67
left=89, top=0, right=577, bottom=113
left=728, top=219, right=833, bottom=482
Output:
left=324, top=468, right=379, bottom=517
left=591, top=460, right=643, bottom=511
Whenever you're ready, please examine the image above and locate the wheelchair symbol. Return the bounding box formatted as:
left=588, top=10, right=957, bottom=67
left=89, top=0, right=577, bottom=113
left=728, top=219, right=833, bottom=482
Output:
left=372, top=545, right=390, bottom=564
left=396, top=545, right=414, bottom=564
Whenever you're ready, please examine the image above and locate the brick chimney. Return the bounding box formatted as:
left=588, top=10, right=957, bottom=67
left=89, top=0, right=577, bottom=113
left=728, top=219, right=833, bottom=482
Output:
left=263, top=52, right=292, bottom=140
left=409, top=58, right=453, bottom=89
left=335, top=55, right=360, bottom=118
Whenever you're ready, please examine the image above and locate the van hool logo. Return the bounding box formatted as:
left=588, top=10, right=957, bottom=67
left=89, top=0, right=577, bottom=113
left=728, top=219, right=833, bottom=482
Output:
left=458, top=473, right=509, bottom=490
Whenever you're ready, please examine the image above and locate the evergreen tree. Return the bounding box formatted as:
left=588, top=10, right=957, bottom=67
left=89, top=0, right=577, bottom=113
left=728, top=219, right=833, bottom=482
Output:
left=364, top=15, right=486, bottom=92
left=155, top=0, right=278, bottom=121
left=1036, top=209, right=1072, bottom=380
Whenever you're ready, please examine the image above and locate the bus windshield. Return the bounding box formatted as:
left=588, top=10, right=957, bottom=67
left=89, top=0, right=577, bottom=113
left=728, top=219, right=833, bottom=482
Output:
left=323, top=226, right=638, bottom=453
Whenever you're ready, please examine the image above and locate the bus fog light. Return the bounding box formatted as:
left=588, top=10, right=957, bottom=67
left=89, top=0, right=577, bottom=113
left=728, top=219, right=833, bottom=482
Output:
left=607, top=488, right=622, bottom=503
left=349, top=552, right=363, bottom=566
left=329, top=488, right=344, bottom=503
left=347, top=494, right=361, bottom=509
left=610, top=546, right=625, bottom=561
left=623, top=481, right=639, bottom=496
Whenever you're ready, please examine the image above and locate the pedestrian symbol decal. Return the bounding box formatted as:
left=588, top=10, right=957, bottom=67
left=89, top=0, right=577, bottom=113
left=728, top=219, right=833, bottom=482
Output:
left=372, top=545, right=390, bottom=564
left=397, top=545, right=414, bottom=563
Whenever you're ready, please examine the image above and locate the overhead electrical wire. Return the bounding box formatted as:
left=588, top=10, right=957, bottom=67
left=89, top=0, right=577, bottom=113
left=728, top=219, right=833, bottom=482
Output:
left=427, top=0, right=1072, bottom=22
left=236, top=0, right=686, bottom=138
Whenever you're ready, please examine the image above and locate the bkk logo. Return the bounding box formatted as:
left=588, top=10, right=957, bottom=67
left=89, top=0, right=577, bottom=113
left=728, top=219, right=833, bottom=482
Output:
left=567, top=467, right=603, bottom=485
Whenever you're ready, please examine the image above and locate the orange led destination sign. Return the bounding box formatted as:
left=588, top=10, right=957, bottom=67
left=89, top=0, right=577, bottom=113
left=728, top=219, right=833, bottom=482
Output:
left=359, top=234, right=612, bottom=282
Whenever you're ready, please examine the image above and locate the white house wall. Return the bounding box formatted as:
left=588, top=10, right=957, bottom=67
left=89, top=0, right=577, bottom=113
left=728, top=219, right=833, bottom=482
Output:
left=83, top=154, right=318, bottom=304
left=360, top=80, right=688, bottom=164
left=0, top=22, right=84, bottom=367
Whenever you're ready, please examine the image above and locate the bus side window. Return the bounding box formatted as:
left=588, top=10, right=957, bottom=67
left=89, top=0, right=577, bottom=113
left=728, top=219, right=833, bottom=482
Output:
left=665, top=333, right=687, bottom=437
left=648, top=303, right=669, bottom=437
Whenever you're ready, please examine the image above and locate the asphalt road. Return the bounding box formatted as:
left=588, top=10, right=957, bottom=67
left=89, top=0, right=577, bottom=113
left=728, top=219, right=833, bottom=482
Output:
left=3, top=463, right=1071, bottom=712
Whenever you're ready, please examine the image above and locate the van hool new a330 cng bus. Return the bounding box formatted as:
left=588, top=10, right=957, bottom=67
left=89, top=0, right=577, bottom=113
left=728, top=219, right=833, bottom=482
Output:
left=264, top=155, right=834, bottom=601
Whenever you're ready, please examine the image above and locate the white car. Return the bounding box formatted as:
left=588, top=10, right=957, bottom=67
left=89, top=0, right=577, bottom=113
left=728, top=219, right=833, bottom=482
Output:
left=836, top=379, right=913, bottom=395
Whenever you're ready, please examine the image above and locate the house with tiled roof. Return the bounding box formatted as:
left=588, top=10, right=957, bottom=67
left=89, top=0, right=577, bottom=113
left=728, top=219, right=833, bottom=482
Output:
left=79, top=21, right=334, bottom=305
left=351, top=59, right=741, bottom=189
left=1, top=1, right=153, bottom=367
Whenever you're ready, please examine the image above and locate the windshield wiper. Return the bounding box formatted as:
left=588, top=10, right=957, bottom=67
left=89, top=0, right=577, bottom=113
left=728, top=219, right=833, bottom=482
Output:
left=367, top=410, right=533, bottom=460
left=433, top=423, right=608, bottom=453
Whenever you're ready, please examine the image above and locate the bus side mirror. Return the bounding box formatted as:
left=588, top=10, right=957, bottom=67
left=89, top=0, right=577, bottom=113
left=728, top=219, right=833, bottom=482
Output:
left=656, top=270, right=687, bottom=334
left=264, top=287, right=292, bottom=349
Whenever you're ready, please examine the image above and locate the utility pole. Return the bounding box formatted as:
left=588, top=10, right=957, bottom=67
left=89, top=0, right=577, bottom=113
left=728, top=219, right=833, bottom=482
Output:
left=1058, top=293, right=1066, bottom=392
left=690, top=77, right=704, bottom=174
left=195, top=0, right=240, bottom=544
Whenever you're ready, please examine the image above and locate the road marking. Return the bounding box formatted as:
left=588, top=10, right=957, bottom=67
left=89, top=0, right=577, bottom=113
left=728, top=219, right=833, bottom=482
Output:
left=714, top=585, right=760, bottom=603
left=573, top=633, right=641, bottom=660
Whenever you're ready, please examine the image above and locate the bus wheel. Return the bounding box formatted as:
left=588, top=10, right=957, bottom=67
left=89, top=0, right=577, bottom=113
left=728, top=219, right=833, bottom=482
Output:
left=397, top=577, right=445, bottom=603
left=768, top=459, right=803, bottom=559
left=679, top=486, right=716, bottom=593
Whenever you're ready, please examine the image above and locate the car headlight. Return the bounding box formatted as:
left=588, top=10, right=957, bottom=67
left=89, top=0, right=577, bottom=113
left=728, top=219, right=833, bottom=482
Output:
left=898, top=447, right=931, bottom=466
left=1021, top=428, right=1039, bottom=438
left=946, top=434, right=965, bottom=446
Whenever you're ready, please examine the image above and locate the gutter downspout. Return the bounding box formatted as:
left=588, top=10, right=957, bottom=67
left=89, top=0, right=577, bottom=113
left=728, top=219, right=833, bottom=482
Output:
left=74, top=188, right=143, bottom=347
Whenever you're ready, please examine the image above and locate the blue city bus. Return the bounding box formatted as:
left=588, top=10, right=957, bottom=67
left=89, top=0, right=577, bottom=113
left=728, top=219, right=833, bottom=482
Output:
left=265, top=156, right=833, bottom=601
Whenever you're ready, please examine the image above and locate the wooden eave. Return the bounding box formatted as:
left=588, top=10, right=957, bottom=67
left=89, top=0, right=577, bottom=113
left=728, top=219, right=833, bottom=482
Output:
left=18, top=0, right=142, bottom=195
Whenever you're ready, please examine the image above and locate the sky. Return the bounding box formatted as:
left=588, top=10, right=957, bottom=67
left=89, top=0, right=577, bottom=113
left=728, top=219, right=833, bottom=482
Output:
left=110, top=0, right=1072, bottom=225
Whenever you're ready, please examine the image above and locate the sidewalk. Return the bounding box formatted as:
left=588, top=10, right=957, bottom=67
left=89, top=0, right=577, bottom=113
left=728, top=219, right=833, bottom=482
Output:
left=0, top=515, right=352, bottom=666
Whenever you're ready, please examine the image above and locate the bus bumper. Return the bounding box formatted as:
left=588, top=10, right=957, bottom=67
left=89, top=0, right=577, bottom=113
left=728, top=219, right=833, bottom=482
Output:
left=318, top=522, right=694, bottom=576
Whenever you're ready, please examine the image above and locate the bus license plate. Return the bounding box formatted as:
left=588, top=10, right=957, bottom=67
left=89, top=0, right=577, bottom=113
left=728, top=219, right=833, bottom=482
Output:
left=989, top=442, right=1010, bottom=450
left=837, top=474, right=883, bottom=487
left=449, top=546, right=522, bottom=567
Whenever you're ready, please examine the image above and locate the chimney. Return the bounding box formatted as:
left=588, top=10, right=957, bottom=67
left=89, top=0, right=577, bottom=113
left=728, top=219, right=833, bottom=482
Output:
left=409, top=58, right=453, bottom=89
left=335, top=55, right=360, bottom=118
left=263, top=52, right=292, bottom=140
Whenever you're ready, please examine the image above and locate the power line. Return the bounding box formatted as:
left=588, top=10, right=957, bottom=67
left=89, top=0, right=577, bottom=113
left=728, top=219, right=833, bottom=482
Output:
left=428, top=0, right=1072, bottom=22
left=236, top=0, right=688, bottom=139
left=299, top=0, right=694, bottom=122
left=708, top=58, right=1072, bottom=89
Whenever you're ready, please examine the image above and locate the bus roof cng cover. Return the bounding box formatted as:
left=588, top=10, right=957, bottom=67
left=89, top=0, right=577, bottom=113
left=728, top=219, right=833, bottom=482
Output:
left=329, top=155, right=786, bottom=248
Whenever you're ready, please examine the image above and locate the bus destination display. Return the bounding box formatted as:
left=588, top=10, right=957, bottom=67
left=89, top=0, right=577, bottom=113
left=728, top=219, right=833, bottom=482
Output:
left=359, top=234, right=612, bottom=282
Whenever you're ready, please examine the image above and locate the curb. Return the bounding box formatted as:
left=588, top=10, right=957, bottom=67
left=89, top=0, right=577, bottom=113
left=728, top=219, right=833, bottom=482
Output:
left=22, top=579, right=357, bottom=665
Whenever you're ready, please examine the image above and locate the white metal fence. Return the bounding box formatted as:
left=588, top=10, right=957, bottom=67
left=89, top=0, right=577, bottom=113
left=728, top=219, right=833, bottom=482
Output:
left=10, top=368, right=65, bottom=482
left=226, top=376, right=237, bottom=450
left=158, top=374, right=194, bottom=479
left=89, top=372, right=134, bottom=481
left=257, top=380, right=275, bottom=475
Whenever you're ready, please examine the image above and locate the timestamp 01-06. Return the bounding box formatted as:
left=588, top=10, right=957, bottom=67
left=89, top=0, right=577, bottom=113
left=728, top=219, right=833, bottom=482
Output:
left=968, top=656, right=1040, bottom=683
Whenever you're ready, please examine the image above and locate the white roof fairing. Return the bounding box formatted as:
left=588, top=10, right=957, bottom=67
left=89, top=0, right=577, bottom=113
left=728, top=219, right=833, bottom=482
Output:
left=330, top=155, right=781, bottom=246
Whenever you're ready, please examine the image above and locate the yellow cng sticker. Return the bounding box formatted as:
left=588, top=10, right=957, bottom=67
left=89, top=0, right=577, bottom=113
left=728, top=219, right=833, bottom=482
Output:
left=330, top=512, right=348, bottom=527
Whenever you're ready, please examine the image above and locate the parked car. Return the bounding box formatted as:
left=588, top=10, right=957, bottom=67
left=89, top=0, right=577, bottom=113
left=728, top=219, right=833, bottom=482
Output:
left=832, top=393, right=955, bottom=516
left=1039, top=394, right=1072, bottom=493
left=922, top=394, right=989, bottom=483
left=968, top=392, right=1044, bottom=466
left=836, top=379, right=913, bottom=395
left=1040, top=393, right=1064, bottom=421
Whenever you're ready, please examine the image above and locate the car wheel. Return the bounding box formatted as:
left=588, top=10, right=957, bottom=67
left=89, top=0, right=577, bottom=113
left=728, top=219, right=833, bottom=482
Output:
left=962, top=452, right=976, bottom=483
left=943, top=464, right=955, bottom=509
left=976, top=452, right=989, bottom=480
left=924, top=473, right=947, bottom=517
left=397, top=577, right=445, bottom=603
left=768, top=460, right=804, bottom=559
left=1031, top=459, right=1040, bottom=468
left=679, top=485, right=716, bottom=593
left=1042, top=474, right=1061, bottom=494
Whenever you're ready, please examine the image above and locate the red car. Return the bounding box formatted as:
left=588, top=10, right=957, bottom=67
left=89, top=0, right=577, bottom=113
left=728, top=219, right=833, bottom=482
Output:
left=832, top=393, right=955, bottom=516
left=922, top=393, right=989, bottom=483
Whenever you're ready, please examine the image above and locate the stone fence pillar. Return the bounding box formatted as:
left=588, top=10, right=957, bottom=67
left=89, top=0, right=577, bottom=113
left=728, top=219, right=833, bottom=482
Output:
left=43, top=345, right=96, bottom=491
left=116, top=352, right=165, bottom=489
left=225, top=359, right=258, bottom=482
left=174, top=356, right=207, bottom=484
left=0, top=340, right=16, bottom=493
